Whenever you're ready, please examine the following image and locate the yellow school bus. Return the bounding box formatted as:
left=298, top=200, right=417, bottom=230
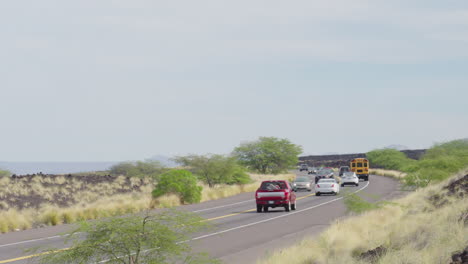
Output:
left=350, top=158, right=369, bottom=181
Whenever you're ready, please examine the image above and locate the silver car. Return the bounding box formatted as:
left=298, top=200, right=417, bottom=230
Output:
left=292, top=176, right=313, bottom=192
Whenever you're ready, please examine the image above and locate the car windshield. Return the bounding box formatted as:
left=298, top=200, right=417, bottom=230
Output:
left=295, top=177, right=309, bottom=182
left=343, top=172, right=355, bottom=177
left=301, top=164, right=307, bottom=167
left=260, top=181, right=287, bottom=190
left=318, top=179, right=335, bottom=183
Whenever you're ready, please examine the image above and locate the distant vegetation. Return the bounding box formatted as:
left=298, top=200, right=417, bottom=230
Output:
left=0, top=169, right=10, bottom=178
left=233, top=136, right=302, bottom=174
left=174, top=154, right=251, bottom=187
left=152, top=170, right=203, bottom=204
left=109, top=160, right=167, bottom=179
left=368, top=139, right=468, bottom=187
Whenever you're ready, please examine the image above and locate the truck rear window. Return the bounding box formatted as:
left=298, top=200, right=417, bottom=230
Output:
left=260, top=181, right=287, bottom=190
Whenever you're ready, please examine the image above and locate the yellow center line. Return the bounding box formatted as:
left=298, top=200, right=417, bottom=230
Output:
left=0, top=193, right=316, bottom=263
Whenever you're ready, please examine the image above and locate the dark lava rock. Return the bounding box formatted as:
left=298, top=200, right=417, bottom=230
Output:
left=359, top=246, right=387, bottom=263
left=450, top=246, right=468, bottom=264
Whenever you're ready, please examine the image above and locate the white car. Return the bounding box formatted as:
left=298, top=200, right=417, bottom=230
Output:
left=315, top=178, right=340, bottom=196
left=341, top=172, right=359, bottom=187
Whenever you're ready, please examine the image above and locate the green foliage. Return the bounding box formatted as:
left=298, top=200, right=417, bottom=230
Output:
left=110, top=160, right=166, bottom=179
left=367, top=139, right=468, bottom=188
left=152, top=170, right=202, bottom=204
left=174, top=154, right=251, bottom=187
left=404, top=139, right=468, bottom=187
left=0, top=169, right=11, bottom=178
left=36, top=210, right=218, bottom=264
left=367, top=148, right=415, bottom=171
left=233, top=136, right=303, bottom=174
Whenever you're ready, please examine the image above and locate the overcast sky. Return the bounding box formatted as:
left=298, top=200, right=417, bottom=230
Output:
left=1, top=0, right=467, bottom=162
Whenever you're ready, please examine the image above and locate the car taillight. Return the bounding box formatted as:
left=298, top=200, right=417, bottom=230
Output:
left=255, top=191, right=259, bottom=199
left=331, top=184, right=334, bottom=187
left=317, top=184, right=320, bottom=188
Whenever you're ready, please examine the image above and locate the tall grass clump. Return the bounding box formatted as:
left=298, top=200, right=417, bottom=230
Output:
left=0, top=169, right=11, bottom=178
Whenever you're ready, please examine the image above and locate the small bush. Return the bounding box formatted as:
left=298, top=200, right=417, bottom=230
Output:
left=152, top=169, right=202, bottom=204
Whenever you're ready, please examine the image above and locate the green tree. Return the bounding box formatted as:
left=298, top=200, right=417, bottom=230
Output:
left=110, top=160, right=166, bottom=179
left=37, top=210, right=218, bottom=264
left=152, top=170, right=202, bottom=204
left=233, top=137, right=303, bottom=174
left=173, top=154, right=251, bottom=187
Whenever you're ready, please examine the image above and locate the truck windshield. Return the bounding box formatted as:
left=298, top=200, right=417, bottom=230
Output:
left=260, top=181, right=287, bottom=190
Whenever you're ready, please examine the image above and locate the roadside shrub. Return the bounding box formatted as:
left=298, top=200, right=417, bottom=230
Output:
left=404, top=139, right=468, bottom=187
left=110, top=160, right=166, bottom=179
left=152, top=170, right=202, bottom=204
left=367, top=149, right=414, bottom=171
left=174, top=154, right=251, bottom=187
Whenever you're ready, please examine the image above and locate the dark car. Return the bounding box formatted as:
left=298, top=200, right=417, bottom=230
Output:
left=315, top=169, right=334, bottom=183
left=339, top=166, right=350, bottom=176
left=299, top=164, right=308, bottom=172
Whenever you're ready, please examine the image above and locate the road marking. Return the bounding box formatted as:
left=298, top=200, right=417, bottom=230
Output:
left=0, top=184, right=366, bottom=263
left=192, top=199, right=253, bottom=213
left=0, top=248, right=69, bottom=264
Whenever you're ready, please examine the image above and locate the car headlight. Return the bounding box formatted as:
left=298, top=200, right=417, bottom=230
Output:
left=293, top=183, right=296, bottom=186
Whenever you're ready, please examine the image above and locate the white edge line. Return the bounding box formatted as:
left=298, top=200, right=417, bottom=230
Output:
left=192, top=199, right=253, bottom=213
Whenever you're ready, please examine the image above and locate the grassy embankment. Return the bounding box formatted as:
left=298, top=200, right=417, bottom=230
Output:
left=259, top=139, right=468, bottom=264
left=0, top=172, right=293, bottom=233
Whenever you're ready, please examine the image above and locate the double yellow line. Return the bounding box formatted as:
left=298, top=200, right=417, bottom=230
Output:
left=0, top=193, right=316, bottom=263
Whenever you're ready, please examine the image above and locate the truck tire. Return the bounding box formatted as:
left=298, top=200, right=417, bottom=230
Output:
left=291, top=202, right=296, bottom=210
left=316, top=192, right=320, bottom=196
left=257, top=205, right=262, bottom=213
left=285, top=202, right=290, bottom=212
left=263, top=206, right=269, bottom=212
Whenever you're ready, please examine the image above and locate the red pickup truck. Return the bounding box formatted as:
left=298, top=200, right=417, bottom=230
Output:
left=255, top=180, right=297, bottom=212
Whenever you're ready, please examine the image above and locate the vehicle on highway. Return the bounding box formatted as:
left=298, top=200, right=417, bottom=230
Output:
left=292, top=176, right=313, bottom=192
left=307, top=167, right=318, bottom=174
left=255, top=180, right=297, bottom=212
left=315, top=178, right=340, bottom=196
left=315, top=168, right=334, bottom=183
left=299, top=164, right=308, bottom=171
left=350, top=158, right=370, bottom=181
left=339, top=166, right=350, bottom=176
left=340, top=171, right=359, bottom=186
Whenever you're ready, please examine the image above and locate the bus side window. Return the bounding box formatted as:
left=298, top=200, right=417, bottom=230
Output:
left=364, top=163, right=368, bottom=167
left=351, top=163, right=356, bottom=168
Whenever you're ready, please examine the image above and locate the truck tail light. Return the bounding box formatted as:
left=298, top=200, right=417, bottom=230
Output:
left=331, top=184, right=335, bottom=187
left=317, top=184, right=320, bottom=188
left=255, top=191, right=259, bottom=199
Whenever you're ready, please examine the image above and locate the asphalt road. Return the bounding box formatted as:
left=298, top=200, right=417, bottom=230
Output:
left=0, top=171, right=402, bottom=264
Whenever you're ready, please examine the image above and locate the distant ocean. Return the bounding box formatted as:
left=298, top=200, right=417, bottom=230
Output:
left=0, top=161, right=119, bottom=175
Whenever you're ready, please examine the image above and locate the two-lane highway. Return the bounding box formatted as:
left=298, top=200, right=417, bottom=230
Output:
left=0, top=172, right=401, bottom=264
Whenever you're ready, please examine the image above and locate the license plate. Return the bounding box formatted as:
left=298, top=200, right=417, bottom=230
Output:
left=268, top=201, right=275, bottom=204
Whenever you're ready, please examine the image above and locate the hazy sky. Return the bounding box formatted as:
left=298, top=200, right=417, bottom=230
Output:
left=1, top=1, right=467, bottom=162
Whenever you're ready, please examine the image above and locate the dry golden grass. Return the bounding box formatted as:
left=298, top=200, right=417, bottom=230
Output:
left=0, top=173, right=294, bottom=233
left=369, top=168, right=407, bottom=179
left=258, top=170, right=468, bottom=264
